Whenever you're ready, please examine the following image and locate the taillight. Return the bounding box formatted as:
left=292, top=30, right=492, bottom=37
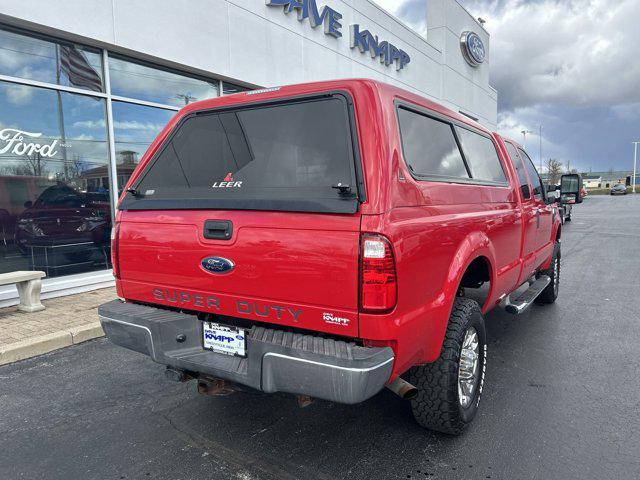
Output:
left=111, top=223, right=120, bottom=279
left=360, top=234, right=397, bottom=313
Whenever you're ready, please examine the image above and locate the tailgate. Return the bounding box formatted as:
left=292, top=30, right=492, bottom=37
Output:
left=116, top=93, right=365, bottom=337
left=118, top=210, right=361, bottom=336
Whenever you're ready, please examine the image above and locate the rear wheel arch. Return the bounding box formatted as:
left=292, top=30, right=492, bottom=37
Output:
left=429, top=243, right=495, bottom=354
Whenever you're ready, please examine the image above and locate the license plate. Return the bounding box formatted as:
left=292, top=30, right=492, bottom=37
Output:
left=202, top=322, right=246, bottom=357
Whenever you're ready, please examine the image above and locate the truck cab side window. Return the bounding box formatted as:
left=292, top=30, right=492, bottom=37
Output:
left=518, top=148, right=543, bottom=199
left=455, top=127, right=507, bottom=183
left=505, top=142, right=530, bottom=199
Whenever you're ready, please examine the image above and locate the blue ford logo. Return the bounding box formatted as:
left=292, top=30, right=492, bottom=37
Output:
left=460, top=31, right=485, bottom=67
left=201, top=256, right=235, bottom=274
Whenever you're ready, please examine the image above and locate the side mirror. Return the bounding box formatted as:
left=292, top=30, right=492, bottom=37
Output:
left=560, top=174, right=583, bottom=204
left=23, top=200, right=33, bottom=209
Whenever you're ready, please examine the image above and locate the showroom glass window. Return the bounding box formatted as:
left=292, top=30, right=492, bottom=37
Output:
left=108, top=55, right=218, bottom=106
left=0, top=82, right=110, bottom=278
left=0, top=26, right=104, bottom=91
left=0, top=25, right=241, bottom=281
left=108, top=56, right=219, bottom=191
left=111, top=102, right=175, bottom=192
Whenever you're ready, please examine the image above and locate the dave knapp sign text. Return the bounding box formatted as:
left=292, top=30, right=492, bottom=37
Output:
left=266, top=0, right=411, bottom=70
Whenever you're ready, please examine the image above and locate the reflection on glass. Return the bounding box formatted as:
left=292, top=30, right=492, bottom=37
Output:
left=0, top=81, right=111, bottom=277
left=109, top=55, right=218, bottom=106
left=112, top=101, right=175, bottom=191
left=222, top=82, right=250, bottom=95
left=0, top=26, right=103, bottom=92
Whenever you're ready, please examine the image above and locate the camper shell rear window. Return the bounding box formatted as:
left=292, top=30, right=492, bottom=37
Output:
left=120, top=93, right=363, bottom=214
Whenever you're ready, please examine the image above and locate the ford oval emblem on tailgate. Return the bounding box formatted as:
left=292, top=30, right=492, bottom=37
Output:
left=201, top=256, right=235, bottom=274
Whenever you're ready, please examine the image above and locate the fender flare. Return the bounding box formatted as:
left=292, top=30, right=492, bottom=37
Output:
left=423, top=231, right=497, bottom=363
left=542, top=219, right=562, bottom=269
left=552, top=220, right=562, bottom=243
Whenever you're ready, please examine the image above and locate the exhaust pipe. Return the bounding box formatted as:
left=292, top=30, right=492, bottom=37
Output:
left=197, top=377, right=236, bottom=396
left=386, top=377, right=418, bottom=399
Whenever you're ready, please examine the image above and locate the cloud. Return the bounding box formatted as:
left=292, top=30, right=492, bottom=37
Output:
left=108, top=57, right=218, bottom=106
left=465, top=0, right=640, bottom=111
left=73, top=119, right=165, bottom=131
left=73, top=119, right=106, bottom=129
left=371, top=0, right=428, bottom=36
left=113, top=120, right=167, bottom=131
left=611, top=103, right=640, bottom=121
left=5, top=84, right=34, bottom=105
left=496, top=106, right=567, bottom=164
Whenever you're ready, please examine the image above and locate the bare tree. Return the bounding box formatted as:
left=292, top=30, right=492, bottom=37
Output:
left=545, top=158, right=563, bottom=185
left=64, top=154, right=85, bottom=179
left=6, top=152, right=49, bottom=177
left=23, top=152, right=48, bottom=177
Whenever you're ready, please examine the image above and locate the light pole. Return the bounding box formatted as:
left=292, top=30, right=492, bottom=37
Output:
left=539, top=125, right=543, bottom=172
left=633, top=141, right=639, bottom=194
left=521, top=130, right=533, bottom=150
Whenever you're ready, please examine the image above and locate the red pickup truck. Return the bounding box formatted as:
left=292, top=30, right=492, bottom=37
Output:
left=99, top=79, right=577, bottom=435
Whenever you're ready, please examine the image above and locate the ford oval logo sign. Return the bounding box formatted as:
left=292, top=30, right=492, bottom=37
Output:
left=201, top=256, right=235, bottom=274
left=460, top=31, right=485, bottom=67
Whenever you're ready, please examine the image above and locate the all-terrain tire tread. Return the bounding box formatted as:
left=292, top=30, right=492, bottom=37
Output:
left=536, top=240, right=560, bottom=304
left=409, top=298, right=483, bottom=435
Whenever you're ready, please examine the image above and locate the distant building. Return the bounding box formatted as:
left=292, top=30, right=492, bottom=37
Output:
left=582, top=175, right=602, bottom=188
left=581, top=171, right=631, bottom=189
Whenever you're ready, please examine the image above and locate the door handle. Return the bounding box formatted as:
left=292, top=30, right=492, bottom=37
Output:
left=204, top=220, right=233, bottom=240
left=535, top=208, right=540, bottom=228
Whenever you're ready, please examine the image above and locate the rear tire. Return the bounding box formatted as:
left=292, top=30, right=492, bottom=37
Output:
left=409, top=298, right=486, bottom=435
left=536, top=240, right=560, bottom=304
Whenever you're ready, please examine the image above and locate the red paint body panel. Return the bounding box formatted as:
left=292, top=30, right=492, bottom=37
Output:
left=118, top=210, right=361, bottom=337
left=114, top=79, right=560, bottom=380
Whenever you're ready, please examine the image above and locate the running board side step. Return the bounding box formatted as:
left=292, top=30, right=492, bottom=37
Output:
left=502, top=275, right=551, bottom=315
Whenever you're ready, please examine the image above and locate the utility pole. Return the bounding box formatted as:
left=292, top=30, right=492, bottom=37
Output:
left=633, top=141, right=639, bottom=194
left=539, top=125, right=543, bottom=172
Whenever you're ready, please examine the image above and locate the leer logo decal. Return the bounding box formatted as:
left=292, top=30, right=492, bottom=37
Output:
left=212, top=172, right=242, bottom=189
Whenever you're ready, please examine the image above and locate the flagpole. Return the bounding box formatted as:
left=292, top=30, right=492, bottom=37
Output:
left=55, top=45, right=68, bottom=179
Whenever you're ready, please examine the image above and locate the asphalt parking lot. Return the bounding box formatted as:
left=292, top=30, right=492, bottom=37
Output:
left=1, top=195, right=640, bottom=480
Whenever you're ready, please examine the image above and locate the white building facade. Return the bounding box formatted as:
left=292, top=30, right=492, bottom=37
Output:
left=0, top=0, right=497, bottom=305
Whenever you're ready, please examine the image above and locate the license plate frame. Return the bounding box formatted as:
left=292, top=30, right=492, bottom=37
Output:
left=202, top=321, right=246, bottom=357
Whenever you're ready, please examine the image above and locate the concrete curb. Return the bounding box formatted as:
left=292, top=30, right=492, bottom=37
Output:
left=0, top=322, right=104, bottom=366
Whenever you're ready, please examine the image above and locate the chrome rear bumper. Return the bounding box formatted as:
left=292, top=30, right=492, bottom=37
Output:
left=98, top=300, right=394, bottom=404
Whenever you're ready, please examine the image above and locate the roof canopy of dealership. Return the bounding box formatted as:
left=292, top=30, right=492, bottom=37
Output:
left=0, top=0, right=497, bottom=305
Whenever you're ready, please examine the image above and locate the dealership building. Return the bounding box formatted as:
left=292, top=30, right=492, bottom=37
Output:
left=0, top=0, right=497, bottom=306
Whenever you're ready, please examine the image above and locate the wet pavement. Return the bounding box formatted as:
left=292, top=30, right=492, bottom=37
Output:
left=1, top=195, right=639, bottom=480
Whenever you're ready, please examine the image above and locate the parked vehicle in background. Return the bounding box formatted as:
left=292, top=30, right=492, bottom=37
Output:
left=581, top=186, right=587, bottom=199
left=15, top=183, right=111, bottom=261
left=99, top=79, right=572, bottom=435
left=610, top=183, right=627, bottom=195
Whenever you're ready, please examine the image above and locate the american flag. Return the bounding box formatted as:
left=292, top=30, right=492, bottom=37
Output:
left=59, top=45, right=102, bottom=92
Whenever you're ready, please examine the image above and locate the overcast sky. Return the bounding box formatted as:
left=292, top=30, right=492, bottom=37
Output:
left=372, top=0, right=640, bottom=173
